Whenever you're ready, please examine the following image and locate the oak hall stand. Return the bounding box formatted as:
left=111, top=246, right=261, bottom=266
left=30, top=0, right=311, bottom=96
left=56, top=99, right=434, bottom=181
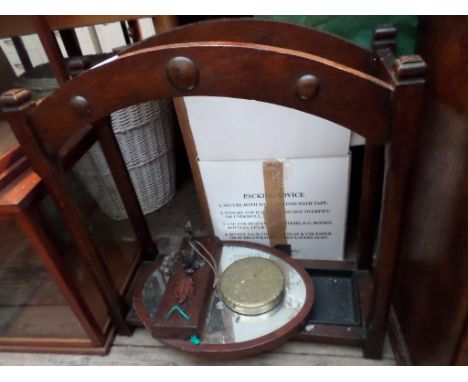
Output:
left=1, top=19, right=426, bottom=359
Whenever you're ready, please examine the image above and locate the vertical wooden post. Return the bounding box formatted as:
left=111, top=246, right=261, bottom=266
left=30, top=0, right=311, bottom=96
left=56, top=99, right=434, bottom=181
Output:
left=364, top=55, right=427, bottom=358
left=33, top=16, right=69, bottom=85
left=127, top=20, right=143, bottom=42
left=356, top=25, right=396, bottom=270
left=11, top=36, right=33, bottom=72
left=0, top=88, right=132, bottom=335
left=67, top=57, right=158, bottom=261
left=120, top=21, right=132, bottom=45
left=95, top=116, right=159, bottom=260
left=59, top=29, right=83, bottom=57
left=16, top=207, right=105, bottom=346
left=152, top=16, right=179, bottom=34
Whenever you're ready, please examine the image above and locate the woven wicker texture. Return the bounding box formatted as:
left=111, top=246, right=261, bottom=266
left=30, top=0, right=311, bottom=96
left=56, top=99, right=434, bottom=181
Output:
left=74, top=99, right=176, bottom=220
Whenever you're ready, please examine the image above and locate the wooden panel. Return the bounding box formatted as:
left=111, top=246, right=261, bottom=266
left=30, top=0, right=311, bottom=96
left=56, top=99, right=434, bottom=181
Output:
left=455, top=321, right=468, bottom=365
left=391, top=16, right=468, bottom=365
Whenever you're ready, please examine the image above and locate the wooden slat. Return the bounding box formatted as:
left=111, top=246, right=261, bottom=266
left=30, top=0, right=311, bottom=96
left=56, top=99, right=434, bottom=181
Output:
left=33, top=16, right=69, bottom=85
left=11, top=36, right=32, bottom=72
left=0, top=156, right=29, bottom=194
left=0, top=169, right=42, bottom=213
left=58, top=29, right=82, bottom=57
left=30, top=42, right=393, bottom=155
left=94, top=117, right=158, bottom=260
left=0, top=16, right=144, bottom=38
left=296, top=324, right=364, bottom=346
left=173, top=97, right=214, bottom=235
left=0, top=144, right=23, bottom=173
left=356, top=143, right=385, bottom=269
left=134, top=18, right=374, bottom=74
left=299, top=259, right=356, bottom=272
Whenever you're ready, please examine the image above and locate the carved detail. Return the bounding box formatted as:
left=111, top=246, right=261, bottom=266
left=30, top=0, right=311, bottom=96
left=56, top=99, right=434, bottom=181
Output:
left=0, top=88, right=31, bottom=108
left=174, top=275, right=195, bottom=305
left=373, top=24, right=397, bottom=53
left=69, top=95, right=91, bottom=115
left=295, top=74, right=320, bottom=100
left=68, top=57, right=92, bottom=77
left=393, top=55, right=427, bottom=79
left=166, top=56, right=199, bottom=91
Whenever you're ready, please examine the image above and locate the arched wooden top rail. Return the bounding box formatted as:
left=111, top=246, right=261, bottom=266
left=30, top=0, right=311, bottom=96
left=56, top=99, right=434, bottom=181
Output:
left=29, top=41, right=394, bottom=154
left=123, top=18, right=375, bottom=73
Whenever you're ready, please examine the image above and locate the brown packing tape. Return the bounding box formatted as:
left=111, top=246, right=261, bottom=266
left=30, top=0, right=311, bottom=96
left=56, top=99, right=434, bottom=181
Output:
left=263, top=160, right=287, bottom=247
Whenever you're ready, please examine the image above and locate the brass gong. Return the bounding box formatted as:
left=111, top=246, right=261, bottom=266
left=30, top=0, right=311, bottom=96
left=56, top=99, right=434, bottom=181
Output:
left=218, top=257, right=285, bottom=315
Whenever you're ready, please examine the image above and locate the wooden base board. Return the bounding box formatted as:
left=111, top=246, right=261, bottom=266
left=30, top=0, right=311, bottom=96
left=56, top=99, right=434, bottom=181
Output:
left=0, top=327, right=116, bottom=356
left=296, top=324, right=363, bottom=347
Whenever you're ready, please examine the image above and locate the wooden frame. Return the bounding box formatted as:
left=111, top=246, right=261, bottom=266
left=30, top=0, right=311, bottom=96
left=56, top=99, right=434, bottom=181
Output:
left=0, top=19, right=426, bottom=358
left=0, top=127, right=125, bottom=354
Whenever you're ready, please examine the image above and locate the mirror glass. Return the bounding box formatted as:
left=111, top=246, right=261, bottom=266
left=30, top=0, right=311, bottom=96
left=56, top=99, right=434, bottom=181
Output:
left=141, top=244, right=307, bottom=344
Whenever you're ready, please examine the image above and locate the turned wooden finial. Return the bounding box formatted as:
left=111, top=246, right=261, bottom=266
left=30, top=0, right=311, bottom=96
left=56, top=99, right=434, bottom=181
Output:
left=393, top=55, right=427, bottom=80
left=373, top=24, right=397, bottom=53
left=0, top=88, right=32, bottom=112
left=68, top=57, right=92, bottom=77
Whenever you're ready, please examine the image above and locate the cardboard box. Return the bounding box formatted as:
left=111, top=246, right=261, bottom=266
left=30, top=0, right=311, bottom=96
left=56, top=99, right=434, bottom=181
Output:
left=199, top=155, right=351, bottom=260
left=185, top=96, right=351, bottom=160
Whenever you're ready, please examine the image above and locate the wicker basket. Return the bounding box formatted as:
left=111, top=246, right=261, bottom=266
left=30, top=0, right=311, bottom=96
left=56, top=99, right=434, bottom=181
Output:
left=74, top=99, right=176, bottom=220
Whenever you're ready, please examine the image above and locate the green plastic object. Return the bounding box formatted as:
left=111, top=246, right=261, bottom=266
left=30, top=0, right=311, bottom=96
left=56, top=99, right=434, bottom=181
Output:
left=256, top=15, right=418, bottom=56
left=189, top=335, right=201, bottom=345
left=164, top=305, right=191, bottom=321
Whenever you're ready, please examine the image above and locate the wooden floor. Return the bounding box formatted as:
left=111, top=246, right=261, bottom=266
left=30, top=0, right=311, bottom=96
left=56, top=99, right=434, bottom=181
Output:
left=0, top=176, right=395, bottom=365
left=0, top=328, right=395, bottom=365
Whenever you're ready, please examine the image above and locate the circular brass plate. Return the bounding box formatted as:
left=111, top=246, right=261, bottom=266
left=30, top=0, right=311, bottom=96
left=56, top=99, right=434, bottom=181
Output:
left=218, top=257, right=285, bottom=315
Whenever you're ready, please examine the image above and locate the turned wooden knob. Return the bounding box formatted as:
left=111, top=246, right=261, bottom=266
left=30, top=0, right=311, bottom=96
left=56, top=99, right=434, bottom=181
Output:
left=69, top=95, right=91, bottom=115
left=166, top=56, right=199, bottom=91
left=295, top=74, right=320, bottom=100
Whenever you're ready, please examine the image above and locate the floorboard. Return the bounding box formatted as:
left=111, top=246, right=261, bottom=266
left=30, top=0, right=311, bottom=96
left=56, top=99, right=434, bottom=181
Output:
left=0, top=328, right=395, bottom=365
